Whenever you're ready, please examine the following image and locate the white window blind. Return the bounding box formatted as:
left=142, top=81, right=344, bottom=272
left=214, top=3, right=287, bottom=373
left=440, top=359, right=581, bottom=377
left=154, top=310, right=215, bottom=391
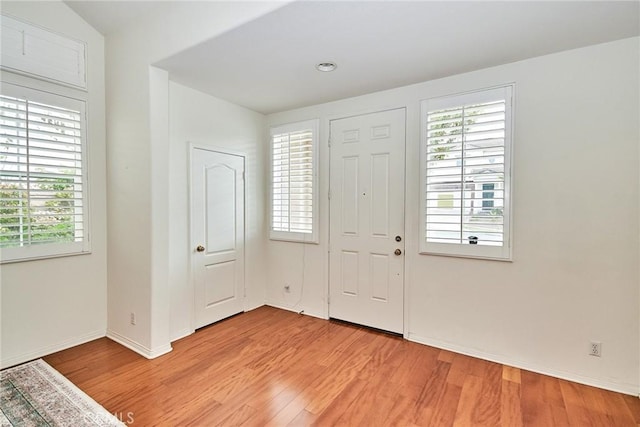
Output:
left=1, top=15, right=87, bottom=89
left=420, top=86, right=513, bottom=260
left=270, top=119, right=319, bottom=243
left=0, top=84, right=88, bottom=262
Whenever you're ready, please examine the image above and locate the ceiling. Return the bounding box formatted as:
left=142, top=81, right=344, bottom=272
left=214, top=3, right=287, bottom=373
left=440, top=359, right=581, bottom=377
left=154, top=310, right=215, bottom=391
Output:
left=65, top=1, right=172, bottom=36
left=67, top=1, right=639, bottom=115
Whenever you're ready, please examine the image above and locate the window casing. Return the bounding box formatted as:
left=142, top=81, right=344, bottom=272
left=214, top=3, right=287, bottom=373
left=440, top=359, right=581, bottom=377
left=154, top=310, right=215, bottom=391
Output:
left=420, top=85, right=513, bottom=260
left=270, top=119, right=319, bottom=243
left=0, top=83, right=89, bottom=263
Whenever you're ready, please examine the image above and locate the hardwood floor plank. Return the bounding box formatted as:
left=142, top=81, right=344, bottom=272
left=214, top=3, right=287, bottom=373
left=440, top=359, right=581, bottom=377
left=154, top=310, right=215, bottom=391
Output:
left=429, top=382, right=463, bottom=427
left=214, top=404, right=257, bottom=427
left=395, top=342, right=440, bottom=400
left=315, top=323, right=364, bottom=367
left=472, top=362, right=502, bottom=426
left=446, top=353, right=472, bottom=388
left=263, top=387, right=318, bottom=427
left=312, top=378, right=368, bottom=426
left=500, top=380, right=524, bottom=427
left=437, top=349, right=457, bottom=363
left=580, top=382, right=637, bottom=426
left=288, top=409, right=316, bottom=426
left=336, top=361, right=405, bottom=426
left=414, top=360, right=452, bottom=425
left=383, top=395, right=419, bottom=426
left=548, top=400, right=570, bottom=426
left=559, top=379, right=600, bottom=427
left=304, top=350, right=371, bottom=414
left=357, top=334, right=402, bottom=381
left=453, top=374, right=484, bottom=426
left=36, top=306, right=638, bottom=426
left=502, top=365, right=522, bottom=384
left=521, top=372, right=570, bottom=427
left=252, top=361, right=330, bottom=426
left=622, top=394, right=640, bottom=424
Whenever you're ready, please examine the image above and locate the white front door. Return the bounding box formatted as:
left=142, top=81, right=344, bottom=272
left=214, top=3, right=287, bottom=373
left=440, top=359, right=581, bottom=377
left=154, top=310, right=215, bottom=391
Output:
left=191, top=148, right=245, bottom=329
left=329, top=109, right=406, bottom=334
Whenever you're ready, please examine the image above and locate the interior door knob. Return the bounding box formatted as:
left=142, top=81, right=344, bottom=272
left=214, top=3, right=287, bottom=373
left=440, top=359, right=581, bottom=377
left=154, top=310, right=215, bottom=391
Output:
left=196, top=245, right=205, bottom=252
left=394, top=248, right=402, bottom=256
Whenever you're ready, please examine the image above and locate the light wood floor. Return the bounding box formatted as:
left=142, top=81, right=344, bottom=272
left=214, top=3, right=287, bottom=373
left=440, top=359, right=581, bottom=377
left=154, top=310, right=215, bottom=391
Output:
left=45, top=306, right=640, bottom=426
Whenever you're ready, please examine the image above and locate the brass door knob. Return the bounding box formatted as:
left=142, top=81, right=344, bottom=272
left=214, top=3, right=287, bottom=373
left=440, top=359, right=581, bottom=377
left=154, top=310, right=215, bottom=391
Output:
left=196, top=245, right=205, bottom=252
left=394, top=248, right=402, bottom=256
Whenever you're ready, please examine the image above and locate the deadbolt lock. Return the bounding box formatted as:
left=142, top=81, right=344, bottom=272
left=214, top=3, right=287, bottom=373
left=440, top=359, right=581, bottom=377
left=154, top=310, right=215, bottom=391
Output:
left=395, top=235, right=402, bottom=242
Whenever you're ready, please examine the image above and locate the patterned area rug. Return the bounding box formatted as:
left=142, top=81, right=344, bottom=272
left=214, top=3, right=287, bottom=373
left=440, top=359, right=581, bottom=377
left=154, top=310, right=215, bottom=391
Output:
left=0, top=359, right=124, bottom=426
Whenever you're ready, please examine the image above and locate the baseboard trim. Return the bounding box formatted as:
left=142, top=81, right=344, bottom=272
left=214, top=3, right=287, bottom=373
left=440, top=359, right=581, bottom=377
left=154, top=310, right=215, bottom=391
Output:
left=106, top=330, right=172, bottom=360
left=0, top=329, right=105, bottom=369
left=408, top=333, right=639, bottom=397
left=244, top=302, right=265, bottom=312
left=265, top=300, right=327, bottom=320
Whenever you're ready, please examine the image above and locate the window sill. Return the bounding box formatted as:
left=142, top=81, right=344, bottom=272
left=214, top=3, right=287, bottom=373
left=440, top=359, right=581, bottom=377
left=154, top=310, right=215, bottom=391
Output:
left=419, top=250, right=512, bottom=262
left=269, top=232, right=319, bottom=244
left=0, top=245, right=91, bottom=264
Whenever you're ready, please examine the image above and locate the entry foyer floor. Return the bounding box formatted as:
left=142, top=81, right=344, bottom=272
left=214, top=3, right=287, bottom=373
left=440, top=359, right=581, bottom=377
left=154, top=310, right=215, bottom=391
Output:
left=45, top=306, right=640, bottom=426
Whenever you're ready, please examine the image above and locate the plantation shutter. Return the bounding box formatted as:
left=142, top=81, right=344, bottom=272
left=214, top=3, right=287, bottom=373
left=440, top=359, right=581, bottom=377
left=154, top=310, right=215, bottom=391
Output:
left=0, top=89, right=86, bottom=255
left=270, top=119, right=318, bottom=243
left=1, top=15, right=87, bottom=89
left=421, top=86, right=513, bottom=260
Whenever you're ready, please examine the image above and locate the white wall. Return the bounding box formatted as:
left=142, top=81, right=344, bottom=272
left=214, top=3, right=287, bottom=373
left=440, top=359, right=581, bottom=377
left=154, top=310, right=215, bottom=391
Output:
left=266, top=37, right=640, bottom=394
left=0, top=1, right=107, bottom=368
left=105, top=2, right=283, bottom=356
left=168, top=82, right=266, bottom=340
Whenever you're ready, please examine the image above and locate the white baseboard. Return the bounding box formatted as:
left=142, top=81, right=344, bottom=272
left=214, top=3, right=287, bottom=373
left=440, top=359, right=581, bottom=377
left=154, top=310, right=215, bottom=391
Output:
left=106, top=330, right=172, bottom=360
left=0, top=329, right=105, bottom=369
left=408, top=333, right=639, bottom=397
left=265, top=300, right=328, bottom=320
left=244, top=302, right=265, bottom=312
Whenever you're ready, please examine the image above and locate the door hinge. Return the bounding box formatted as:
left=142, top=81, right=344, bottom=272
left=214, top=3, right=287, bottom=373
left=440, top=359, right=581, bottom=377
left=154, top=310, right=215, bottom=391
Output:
left=328, top=190, right=331, bottom=200
left=242, top=171, right=245, bottom=180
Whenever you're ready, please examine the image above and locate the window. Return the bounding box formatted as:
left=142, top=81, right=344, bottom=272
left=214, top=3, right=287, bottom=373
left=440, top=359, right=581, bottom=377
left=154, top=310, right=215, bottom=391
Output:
left=0, top=83, right=89, bottom=263
left=270, top=119, right=319, bottom=243
left=420, top=85, right=513, bottom=260
left=482, top=183, right=495, bottom=210
left=1, top=15, right=87, bottom=89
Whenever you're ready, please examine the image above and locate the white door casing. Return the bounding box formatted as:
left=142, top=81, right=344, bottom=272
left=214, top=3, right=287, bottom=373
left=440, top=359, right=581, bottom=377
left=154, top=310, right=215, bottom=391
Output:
left=191, top=147, right=245, bottom=329
left=329, top=108, right=406, bottom=333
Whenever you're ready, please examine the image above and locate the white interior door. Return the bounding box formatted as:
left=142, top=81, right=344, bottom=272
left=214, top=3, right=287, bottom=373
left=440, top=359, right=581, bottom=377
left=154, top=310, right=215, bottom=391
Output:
left=191, top=148, right=245, bottom=329
left=329, top=108, right=406, bottom=333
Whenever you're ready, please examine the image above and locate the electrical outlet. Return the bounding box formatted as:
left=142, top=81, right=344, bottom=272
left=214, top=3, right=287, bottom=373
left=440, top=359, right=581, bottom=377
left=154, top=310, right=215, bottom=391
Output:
left=284, top=284, right=291, bottom=293
left=130, top=312, right=136, bottom=326
left=589, top=341, right=601, bottom=357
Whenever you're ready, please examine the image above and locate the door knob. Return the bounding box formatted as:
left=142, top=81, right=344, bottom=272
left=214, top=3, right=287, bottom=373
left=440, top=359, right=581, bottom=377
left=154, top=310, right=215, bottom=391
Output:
left=394, top=248, right=402, bottom=256
left=196, top=245, right=205, bottom=252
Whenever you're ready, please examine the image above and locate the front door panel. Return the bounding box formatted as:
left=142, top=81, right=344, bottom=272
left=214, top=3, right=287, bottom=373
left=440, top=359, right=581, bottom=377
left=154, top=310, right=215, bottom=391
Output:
left=329, top=109, right=406, bottom=333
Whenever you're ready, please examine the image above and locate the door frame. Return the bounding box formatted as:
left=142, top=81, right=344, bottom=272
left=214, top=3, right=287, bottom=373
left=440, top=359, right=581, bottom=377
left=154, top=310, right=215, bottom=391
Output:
left=188, top=143, right=248, bottom=332
left=326, top=107, right=408, bottom=335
